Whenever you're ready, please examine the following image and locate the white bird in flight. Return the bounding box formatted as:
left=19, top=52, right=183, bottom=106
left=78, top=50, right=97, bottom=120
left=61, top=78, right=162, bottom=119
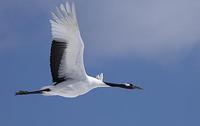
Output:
left=16, top=2, right=143, bottom=98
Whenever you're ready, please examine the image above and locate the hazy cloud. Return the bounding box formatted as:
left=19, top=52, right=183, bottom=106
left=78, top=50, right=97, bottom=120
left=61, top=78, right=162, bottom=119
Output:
left=1, top=0, right=200, bottom=64
left=77, top=0, right=200, bottom=64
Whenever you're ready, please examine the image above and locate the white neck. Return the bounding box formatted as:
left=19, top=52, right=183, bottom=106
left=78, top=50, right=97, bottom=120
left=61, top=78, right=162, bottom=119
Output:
left=87, top=76, right=109, bottom=88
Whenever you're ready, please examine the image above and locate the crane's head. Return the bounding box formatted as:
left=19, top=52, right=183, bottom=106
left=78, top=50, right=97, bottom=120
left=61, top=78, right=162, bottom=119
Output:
left=104, top=82, right=143, bottom=90
left=123, top=83, right=143, bottom=90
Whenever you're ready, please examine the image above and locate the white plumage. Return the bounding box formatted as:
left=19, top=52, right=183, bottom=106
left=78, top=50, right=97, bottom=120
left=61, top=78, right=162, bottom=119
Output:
left=50, top=3, right=86, bottom=81
left=16, top=2, right=143, bottom=98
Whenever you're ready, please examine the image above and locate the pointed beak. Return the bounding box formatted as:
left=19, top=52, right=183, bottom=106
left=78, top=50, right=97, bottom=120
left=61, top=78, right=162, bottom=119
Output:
left=133, top=85, right=144, bottom=90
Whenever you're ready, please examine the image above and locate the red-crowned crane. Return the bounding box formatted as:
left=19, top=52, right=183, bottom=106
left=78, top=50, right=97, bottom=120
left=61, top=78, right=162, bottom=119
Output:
left=16, top=2, right=143, bottom=98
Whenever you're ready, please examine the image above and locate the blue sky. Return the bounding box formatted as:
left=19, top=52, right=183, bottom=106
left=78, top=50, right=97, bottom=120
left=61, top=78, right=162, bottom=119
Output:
left=1, top=0, right=200, bottom=126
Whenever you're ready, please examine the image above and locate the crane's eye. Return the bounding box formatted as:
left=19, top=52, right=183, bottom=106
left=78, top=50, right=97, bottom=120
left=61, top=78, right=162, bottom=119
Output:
left=124, top=83, right=131, bottom=87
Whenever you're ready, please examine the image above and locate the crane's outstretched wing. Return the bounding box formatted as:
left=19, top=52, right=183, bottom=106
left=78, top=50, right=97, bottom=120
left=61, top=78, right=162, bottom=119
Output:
left=50, top=3, right=87, bottom=84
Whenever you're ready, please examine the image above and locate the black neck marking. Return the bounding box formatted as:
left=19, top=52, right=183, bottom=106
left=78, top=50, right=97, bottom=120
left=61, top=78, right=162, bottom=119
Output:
left=104, top=82, right=133, bottom=89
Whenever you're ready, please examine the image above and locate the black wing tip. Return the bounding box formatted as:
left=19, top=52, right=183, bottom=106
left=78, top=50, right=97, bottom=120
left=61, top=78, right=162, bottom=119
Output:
left=50, top=40, right=67, bottom=83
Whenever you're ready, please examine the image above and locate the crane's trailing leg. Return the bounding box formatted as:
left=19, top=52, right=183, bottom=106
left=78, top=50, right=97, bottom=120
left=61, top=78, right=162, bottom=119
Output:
left=15, top=89, right=50, bottom=96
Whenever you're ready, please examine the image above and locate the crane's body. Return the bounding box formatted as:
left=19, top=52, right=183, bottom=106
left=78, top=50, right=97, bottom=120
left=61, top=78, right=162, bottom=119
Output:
left=42, top=76, right=108, bottom=98
left=16, top=2, right=143, bottom=98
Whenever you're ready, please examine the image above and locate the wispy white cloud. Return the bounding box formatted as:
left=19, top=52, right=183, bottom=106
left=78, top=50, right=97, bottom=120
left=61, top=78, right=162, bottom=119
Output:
left=78, top=0, right=200, bottom=64
left=0, top=0, right=75, bottom=53
left=1, top=0, right=200, bottom=65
